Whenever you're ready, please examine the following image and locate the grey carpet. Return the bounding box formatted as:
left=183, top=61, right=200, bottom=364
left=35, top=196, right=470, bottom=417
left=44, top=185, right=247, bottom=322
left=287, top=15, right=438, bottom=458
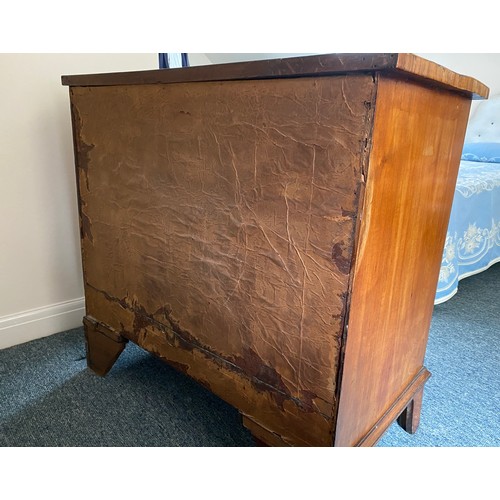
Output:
left=378, top=262, right=499, bottom=447
left=1, top=264, right=498, bottom=447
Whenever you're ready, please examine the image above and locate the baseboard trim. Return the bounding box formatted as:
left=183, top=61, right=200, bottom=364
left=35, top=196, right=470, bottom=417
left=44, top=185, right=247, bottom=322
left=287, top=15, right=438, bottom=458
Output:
left=0, top=298, right=85, bottom=349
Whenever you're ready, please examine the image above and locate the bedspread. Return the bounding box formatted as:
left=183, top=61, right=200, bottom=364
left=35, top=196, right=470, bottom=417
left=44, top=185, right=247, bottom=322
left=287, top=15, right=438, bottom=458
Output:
left=435, top=160, right=500, bottom=304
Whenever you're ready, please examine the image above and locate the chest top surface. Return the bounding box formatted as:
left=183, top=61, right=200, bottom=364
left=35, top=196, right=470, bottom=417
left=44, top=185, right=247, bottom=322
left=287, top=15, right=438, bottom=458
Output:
left=62, top=53, right=488, bottom=100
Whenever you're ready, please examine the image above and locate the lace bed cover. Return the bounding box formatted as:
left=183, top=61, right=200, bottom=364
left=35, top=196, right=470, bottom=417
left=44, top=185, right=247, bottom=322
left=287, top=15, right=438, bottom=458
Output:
left=435, top=160, right=500, bottom=304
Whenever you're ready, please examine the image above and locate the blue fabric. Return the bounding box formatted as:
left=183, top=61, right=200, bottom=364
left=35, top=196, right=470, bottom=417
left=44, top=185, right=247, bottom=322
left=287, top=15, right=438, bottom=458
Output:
left=158, top=53, right=169, bottom=69
left=159, top=53, right=189, bottom=69
left=435, top=160, right=500, bottom=303
left=461, top=142, right=500, bottom=163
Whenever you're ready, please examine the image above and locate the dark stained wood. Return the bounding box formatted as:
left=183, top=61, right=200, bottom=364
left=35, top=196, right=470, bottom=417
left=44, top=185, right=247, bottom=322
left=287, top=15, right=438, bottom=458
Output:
left=83, top=316, right=128, bottom=376
left=61, top=53, right=488, bottom=100
left=65, top=53, right=488, bottom=446
left=252, top=437, right=270, bottom=447
left=62, top=53, right=399, bottom=86
left=397, top=385, right=425, bottom=434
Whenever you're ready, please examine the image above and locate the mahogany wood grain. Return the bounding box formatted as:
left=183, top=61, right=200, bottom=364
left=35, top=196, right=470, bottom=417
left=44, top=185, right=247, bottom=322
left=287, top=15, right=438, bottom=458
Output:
left=334, top=75, right=472, bottom=446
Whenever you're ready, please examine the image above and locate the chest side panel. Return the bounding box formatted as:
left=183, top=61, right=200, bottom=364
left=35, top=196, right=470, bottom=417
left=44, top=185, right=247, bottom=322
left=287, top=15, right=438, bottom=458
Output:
left=335, top=75, right=471, bottom=446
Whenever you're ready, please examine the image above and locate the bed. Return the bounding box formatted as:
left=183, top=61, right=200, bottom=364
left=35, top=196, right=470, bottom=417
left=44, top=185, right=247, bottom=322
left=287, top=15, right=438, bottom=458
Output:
left=435, top=95, right=500, bottom=304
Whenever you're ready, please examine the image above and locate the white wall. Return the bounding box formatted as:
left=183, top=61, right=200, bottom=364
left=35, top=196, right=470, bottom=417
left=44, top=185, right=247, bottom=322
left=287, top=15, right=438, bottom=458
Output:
left=0, top=54, right=157, bottom=349
left=189, top=53, right=212, bottom=66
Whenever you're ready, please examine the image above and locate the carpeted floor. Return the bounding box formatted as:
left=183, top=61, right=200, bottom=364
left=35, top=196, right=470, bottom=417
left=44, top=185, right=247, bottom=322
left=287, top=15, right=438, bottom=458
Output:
left=378, top=263, right=500, bottom=447
left=1, top=264, right=498, bottom=447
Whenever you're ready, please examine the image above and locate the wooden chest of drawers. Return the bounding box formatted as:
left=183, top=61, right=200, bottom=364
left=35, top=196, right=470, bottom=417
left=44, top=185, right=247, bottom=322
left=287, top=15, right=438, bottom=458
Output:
left=63, top=53, right=487, bottom=446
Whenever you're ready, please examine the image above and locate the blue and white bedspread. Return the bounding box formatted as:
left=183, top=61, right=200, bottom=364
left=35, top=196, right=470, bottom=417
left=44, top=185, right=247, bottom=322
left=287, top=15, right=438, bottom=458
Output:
left=435, top=160, right=500, bottom=304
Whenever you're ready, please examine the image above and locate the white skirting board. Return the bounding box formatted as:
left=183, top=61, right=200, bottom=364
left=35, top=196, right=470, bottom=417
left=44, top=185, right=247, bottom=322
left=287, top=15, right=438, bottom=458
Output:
left=0, top=298, right=85, bottom=350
